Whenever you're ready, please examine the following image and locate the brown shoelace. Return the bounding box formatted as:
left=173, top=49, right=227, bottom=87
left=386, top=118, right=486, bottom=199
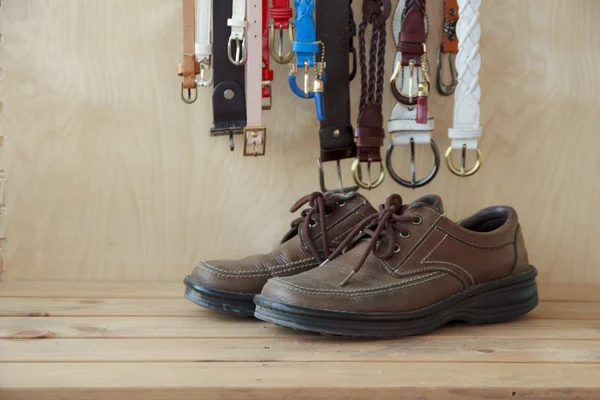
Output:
left=288, top=192, right=343, bottom=263
left=320, top=194, right=419, bottom=286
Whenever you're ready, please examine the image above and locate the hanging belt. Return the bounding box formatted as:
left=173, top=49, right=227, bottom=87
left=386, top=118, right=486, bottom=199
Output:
left=178, top=0, right=200, bottom=104
left=446, top=0, right=483, bottom=176
left=316, top=0, right=359, bottom=193
left=195, top=0, right=213, bottom=88
left=244, top=0, right=267, bottom=156
left=389, top=0, right=427, bottom=108
left=349, top=0, right=357, bottom=81
left=350, top=0, right=391, bottom=190
left=437, top=0, right=459, bottom=95
left=386, top=0, right=439, bottom=188
left=210, top=0, right=247, bottom=150
left=288, top=0, right=326, bottom=122
left=227, top=0, right=248, bottom=66
left=269, top=0, right=295, bottom=63
left=262, top=0, right=274, bottom=110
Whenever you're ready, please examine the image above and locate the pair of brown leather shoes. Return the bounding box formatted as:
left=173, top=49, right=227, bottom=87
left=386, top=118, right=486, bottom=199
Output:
left=184, top=192, right=538, bottom=337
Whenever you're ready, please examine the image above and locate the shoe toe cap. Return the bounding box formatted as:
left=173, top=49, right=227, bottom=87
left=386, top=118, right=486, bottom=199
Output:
left=187, top=262, right=268, bottom=295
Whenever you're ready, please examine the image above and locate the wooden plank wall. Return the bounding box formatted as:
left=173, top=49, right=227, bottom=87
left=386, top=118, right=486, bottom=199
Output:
left=0, top=0, right=598, bottom=282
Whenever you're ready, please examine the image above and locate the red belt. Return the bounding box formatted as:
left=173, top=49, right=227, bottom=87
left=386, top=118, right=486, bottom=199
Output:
left=262, top=0, right=274, bottom=109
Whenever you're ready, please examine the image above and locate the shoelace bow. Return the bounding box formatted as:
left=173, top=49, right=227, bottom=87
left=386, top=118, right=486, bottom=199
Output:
left=288, top=192, right=341, bottom=263
left=320, top=194, right=419, bottom=286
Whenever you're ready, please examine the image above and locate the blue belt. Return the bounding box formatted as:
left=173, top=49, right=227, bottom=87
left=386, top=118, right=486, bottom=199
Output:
left=288, top=0, right=326, bottom=121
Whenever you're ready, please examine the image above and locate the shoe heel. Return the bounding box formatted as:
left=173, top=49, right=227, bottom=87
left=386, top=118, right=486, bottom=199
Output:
left=457, top=271, right=538, bottom=325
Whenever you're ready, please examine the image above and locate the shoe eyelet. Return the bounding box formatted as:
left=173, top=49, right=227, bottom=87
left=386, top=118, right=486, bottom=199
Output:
left=309, top=219, right=318, bottom=228
left=336, top=200, right=346, bottom=207
left=393, top=244, right=401, bottom=254
left=399, top=230, right=411, bottom=239
left=412, top=216, right=423, bottom=225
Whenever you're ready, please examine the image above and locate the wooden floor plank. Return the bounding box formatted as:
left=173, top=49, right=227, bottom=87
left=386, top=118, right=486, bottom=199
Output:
left=0, top=281, right=183, bottom=298
left=1, top=316, right=600, bottom=339
left=1, top=297, right=599, bottom=319
left=0, top=316, right=283, bottom=339
left=2, top=337, right=600, bottom=363
left=3, top=282, right=600, bottom=302
left=0, top=297, right=207, bottom=317
left=1, top=362, right=599, bottom=399
left=533, top=301, right=600, bottom=320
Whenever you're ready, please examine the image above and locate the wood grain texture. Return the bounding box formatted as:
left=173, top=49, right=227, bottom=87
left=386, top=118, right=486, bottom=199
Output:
left=0, top=1, right=599, bottom=282
left=1, top=362, right=600, bottom=400
left=3, top=316, right=600, bottom=339
left=3, top=337, right=600, bottom=363
left=2, top=282, right=600, bottom=399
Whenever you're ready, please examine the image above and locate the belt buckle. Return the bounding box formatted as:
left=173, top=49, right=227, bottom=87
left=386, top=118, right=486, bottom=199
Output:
left=386, top=139, right=440, bottom=189
left=269, top=22, right=295, bottom=64
left=436, top=47, right=458, bottom=96
left=445, top=144, right=483, bottom=177
left=210, top=124, right=245, bottom=151
left=227, top=35, right=247, bottom=66
left=243, top=127, right=267, bottom=157
left=351, top=156, right=386, bottom=190
left=317, top=158, right=360, bottom=194
left=390, top=59, right=420, bottom=106
left=196, top=58, right=213, bottom=87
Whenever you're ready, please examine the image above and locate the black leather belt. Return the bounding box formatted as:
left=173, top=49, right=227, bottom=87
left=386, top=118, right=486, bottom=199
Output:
left=349, top=0, right=357, bottom=82
left=316, top=0, right=359, bottom=193
left=210, top=1, right=247, bottom=150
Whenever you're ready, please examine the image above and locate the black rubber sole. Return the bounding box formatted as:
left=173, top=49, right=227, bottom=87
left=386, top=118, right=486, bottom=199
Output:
left=183, top=276, right=256, bottom=317
left=254, top=267, right=538, bottom=337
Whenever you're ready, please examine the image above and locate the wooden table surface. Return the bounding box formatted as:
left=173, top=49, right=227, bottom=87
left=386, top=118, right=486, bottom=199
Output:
left=1, top=281, right=600, bottom=399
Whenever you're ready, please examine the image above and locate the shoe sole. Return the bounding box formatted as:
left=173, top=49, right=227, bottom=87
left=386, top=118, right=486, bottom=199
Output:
left=183, top=276, right=256, bottom=317
left=254, top=267, right=538, bottom=337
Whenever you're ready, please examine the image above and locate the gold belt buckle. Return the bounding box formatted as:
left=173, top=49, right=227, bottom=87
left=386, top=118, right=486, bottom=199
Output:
left=445, top=144, right=483, bottom=177
left=351, top=156, right=386, bottom=190
left=243, top=127, right=267, bottom=157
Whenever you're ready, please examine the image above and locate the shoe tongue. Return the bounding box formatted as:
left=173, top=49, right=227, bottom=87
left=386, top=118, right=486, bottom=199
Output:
left=324, top=191, right=362, bottom=201
left=407, top=194, right=444, bottom=214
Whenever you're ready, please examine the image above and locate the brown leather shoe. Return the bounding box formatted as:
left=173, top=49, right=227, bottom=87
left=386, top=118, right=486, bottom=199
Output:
left=184, top=192, right=377, bottom=317
left=254, top=194, right=538, bottom=336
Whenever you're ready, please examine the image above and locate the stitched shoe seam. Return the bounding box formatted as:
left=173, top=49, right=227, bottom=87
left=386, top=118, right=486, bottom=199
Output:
left=393, top=214, right=444, bottom=271
left=270, top=272, right=445, bottom=296
left=198, top=263, right=318, bottom=278
left=314, top=201, right=369, bottom=240
left=388, top=265, right=470, bottom=288
left=198, top=258, right=317, bottom=277
left=436, top=227, right=513, bottom=249
left=300, top=201, right=369, bottom=251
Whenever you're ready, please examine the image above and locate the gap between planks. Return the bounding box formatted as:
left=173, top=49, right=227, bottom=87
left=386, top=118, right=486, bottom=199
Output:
left=2, top=282, right=600, bottom=301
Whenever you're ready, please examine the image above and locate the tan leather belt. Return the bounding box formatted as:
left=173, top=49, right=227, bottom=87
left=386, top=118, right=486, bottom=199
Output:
left=437, top=0, right=459, bottom=95
left=178, top=0, right=200, bottom=103
left=442, top=0, right=459, bottom=53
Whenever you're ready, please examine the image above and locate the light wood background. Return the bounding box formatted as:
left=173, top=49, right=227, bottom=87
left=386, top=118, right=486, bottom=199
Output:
left=0, top=0, right=598, bottom=283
